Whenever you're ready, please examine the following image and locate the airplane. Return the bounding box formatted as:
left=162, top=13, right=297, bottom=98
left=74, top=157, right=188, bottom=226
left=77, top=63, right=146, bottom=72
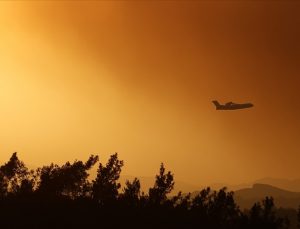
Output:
left=212, top=100, right=253, bottom=110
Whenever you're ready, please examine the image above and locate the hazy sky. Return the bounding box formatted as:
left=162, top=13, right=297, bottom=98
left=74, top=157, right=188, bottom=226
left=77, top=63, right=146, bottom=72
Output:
left=0, top=1, right=299, bottom=186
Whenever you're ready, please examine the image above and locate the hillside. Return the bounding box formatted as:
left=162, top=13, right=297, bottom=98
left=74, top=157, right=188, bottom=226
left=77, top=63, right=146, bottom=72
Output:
left=234, top=183, right=300, bottom=209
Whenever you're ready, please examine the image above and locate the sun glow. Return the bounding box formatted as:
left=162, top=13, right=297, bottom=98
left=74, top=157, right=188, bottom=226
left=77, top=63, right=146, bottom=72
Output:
left=0, top=1, right=300, bottom=187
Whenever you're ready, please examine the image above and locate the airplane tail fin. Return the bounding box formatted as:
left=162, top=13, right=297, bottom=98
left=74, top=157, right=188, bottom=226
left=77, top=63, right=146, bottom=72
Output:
left=212, top=100, right=221, bottom=109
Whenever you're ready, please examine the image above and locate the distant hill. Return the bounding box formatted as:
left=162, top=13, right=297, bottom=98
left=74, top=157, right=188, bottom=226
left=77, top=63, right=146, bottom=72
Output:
left=207, top=182, right=251, bottom=191
left=254, top=178, right=300, bottom=192
left=188, top=183, right=300, bottom=210
left=206, top=178, right=300, bottom=192
left=234, top=183, right=300, bottom=209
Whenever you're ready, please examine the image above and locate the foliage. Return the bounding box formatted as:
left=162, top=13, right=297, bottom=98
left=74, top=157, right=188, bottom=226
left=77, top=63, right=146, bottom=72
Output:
left=0, top=152, right=291, bottom=229
left=36, top=155, right=98, bottom=198
left=92, top=153, right=123, bottom=205
left=148, top=163, right=175, bottom=206
left=0, top=152, right=35, bottom=197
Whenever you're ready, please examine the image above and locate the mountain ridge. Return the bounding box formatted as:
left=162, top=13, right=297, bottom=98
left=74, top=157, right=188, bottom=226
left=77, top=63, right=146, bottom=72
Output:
left=234, top=183, right=300, bottom=209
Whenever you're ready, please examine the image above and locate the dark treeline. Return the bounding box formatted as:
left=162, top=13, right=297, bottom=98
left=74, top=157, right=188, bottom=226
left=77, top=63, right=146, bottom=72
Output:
left=0, top=152, right=295, bottom=228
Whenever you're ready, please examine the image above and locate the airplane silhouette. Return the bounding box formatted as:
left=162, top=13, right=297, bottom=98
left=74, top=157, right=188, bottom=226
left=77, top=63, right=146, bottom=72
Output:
left=212, top=100, right=253, bottom=110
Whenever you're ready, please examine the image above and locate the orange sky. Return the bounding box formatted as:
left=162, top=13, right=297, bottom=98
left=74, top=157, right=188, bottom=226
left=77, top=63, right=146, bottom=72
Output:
left=0, top=1, right=299, bottom=186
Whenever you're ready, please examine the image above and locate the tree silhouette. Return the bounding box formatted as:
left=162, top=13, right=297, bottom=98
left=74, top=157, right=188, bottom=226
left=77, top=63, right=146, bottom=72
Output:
left=172, top=191, right=191, bottom=210
left=210, top=188, right=241, bottom=226
left=190, top=187, right=242, bottom=228
left=37, top=155, right=98, bottom=198
left=191, top=187, right=211, bottom=218
left=0, top=152, right=294, bottom=229
left=92, top=153, right=123, bottom=205
left=120, top=178, right=141, bottom=207
left=0, top=152, right=35, bottom=197
left=248, top=197, right=289, bottom=229
left=298, top=205, right=300, bottom=229
left=148, top=163, right=174, bottom=206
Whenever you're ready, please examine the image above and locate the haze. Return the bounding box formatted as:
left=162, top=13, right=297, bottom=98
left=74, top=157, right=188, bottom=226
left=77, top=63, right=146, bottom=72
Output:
left=0, top=1, right=299, bottom=186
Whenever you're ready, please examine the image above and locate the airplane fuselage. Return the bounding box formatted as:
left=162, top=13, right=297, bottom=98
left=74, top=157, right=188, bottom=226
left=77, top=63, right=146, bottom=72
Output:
left=216, top=103, right=253, bottom=110
left=212, top=100, right=253, bottom=110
